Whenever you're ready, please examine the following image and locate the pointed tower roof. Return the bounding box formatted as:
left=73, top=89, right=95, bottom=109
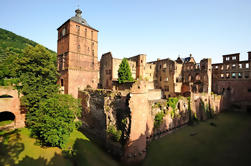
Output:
left=57, top=8, right=98, bottom=31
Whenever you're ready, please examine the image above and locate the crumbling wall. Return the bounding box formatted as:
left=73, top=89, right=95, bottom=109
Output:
left=79, top=84, right=223, bottom=163
left=0, top=86, right=25, bottom=129
left=79, top=88, right=131, bottom=158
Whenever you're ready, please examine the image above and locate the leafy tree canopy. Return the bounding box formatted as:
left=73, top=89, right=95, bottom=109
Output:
left=118, top=58, right=134, bottom=84
left=29, top=94, right=81, bottom=148
left=15, top=45, right=58, bottom=111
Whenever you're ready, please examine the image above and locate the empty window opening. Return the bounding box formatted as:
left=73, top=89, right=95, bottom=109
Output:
left=0, top=94, right=13, bottom=98
left=246, top=63, right=249, bottom=69
left=220, top=74, right=224, bottom=78
left=195, top=74, right=200, bottom=81
left=85, top=28, right=87, bottom=37
left=188, top=75, right=192, bottom=82
left=232, top=56, right=236, bottom=60
left=226, top=65, right=230, bottom=70
left=232, top=64, right=236, bottom=69
left=245, top=72, right=249, bottom=78
left=76, top=25, right=80, bottom=31
left=61, top=79, right=64, bottom=87
left=164, top=86, right=169, bottom=92
left=238, top=72, right=242, bottom=78
left=226, top=73, right=230, bottom=78
left=232, top=73, right=236, bottom=78
left=226, top=57, right=230, bottom=61
left=239, top=64, right=242, bottom=69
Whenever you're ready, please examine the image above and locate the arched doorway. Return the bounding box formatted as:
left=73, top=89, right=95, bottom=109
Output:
left=0, top=111, right=15, bottom=126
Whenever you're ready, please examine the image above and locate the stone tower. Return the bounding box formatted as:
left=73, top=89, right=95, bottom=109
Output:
left=57, top=9, right=99, bottom=98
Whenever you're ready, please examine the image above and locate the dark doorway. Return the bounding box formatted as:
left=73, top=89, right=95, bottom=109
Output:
left=247, top=105, right=251, bottom=113
left=0, top=111, right=15, bottom=122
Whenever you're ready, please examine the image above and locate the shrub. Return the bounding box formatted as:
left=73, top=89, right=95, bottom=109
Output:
left=106, top=125, right=122, bottom=142
left=167, top=97, right=179, bottom=118
left=154, top=111, right=165, bottom=128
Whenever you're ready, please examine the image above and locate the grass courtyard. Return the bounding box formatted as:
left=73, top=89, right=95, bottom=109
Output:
left=142, top=111, right=251, bottom=166
left=0, top=128, right=119, bottom=166
left=0, top=111, right=251, bottom=166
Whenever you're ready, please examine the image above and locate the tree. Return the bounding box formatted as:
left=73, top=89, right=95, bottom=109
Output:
left=30, top=94, right=81, bottom=148
left=13, top=45, right=81, bottom=147
left=118, top=58, right=134, bottom=83
left=15, top=45, right=58, bottom=113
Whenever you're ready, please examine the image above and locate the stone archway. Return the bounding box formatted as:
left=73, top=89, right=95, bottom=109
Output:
left=0, top=111, right=15, bottom=128
left=0, top=86, right=25, bottom=128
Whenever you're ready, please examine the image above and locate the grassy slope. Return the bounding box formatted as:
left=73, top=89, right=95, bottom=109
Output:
left=0, top=128, right=118, bottom=166
left=142, top=112, right=251, bottom=166
left=0, top=27, right=55, bottom=61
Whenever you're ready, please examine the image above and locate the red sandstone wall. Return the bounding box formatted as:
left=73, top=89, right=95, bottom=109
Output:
left=124, top=92, right=149, bottom=162
left=0, top=86, right=25, bottom=128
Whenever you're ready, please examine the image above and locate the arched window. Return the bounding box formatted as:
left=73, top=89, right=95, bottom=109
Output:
left=195, top=74, right=200, bottom=81
left=0, top=94, right=13, bottom=98
left=188, top=75, right=192, bottom=82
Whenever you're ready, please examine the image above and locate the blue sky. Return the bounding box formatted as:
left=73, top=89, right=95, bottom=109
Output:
left=1, top=0, right=251, bottom=63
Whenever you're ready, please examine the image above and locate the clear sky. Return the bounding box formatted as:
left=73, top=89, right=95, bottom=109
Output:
left=1, top=0, right=251, bottom=63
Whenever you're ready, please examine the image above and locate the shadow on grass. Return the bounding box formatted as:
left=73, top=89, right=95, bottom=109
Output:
left=72, top=138, right=120, bottom=166
left=0, top=129, right=72, bottom=166
left=0, top=129, right=24, bottom=166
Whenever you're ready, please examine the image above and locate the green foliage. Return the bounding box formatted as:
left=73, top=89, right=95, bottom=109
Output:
left=15, top=45, right=58, bottom=112
left=118, top=58, right=134, bottom=84
left=0, top=28, right=55, bottom=62
left=0, top=28, right=56, bottom=86
left=106, top=125, right=122, bottom=142
left=167, top=97, right=179, bottom=118
left=29, top=94, right=81, bottom=148
left=154, top=111, right=165, bottom=128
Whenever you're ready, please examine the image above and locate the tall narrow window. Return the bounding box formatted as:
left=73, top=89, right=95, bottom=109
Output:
left=232, top=72, right=236, bottom=78
left=91, top=31, right=93, bottom=40
left=238, top=72, right=242, bottom=78
left=61, top=79, right=64, bottom=87
left=85, top=28, right=87, bottom=37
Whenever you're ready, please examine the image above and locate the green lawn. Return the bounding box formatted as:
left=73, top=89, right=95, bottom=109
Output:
left=1, top=112, right=251, bottom=166
left=142, top=112, right=251, bottom=166
left=0, top=128, right=119, bottom=166
left=0, top=120, right=13, bottom=126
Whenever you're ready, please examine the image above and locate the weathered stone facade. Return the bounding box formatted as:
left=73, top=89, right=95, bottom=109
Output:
left=0, top=86, right=25, bottom=129
left=212, top=52, right=251, bottom=111
left=100, top=52, right=212, bottom=99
